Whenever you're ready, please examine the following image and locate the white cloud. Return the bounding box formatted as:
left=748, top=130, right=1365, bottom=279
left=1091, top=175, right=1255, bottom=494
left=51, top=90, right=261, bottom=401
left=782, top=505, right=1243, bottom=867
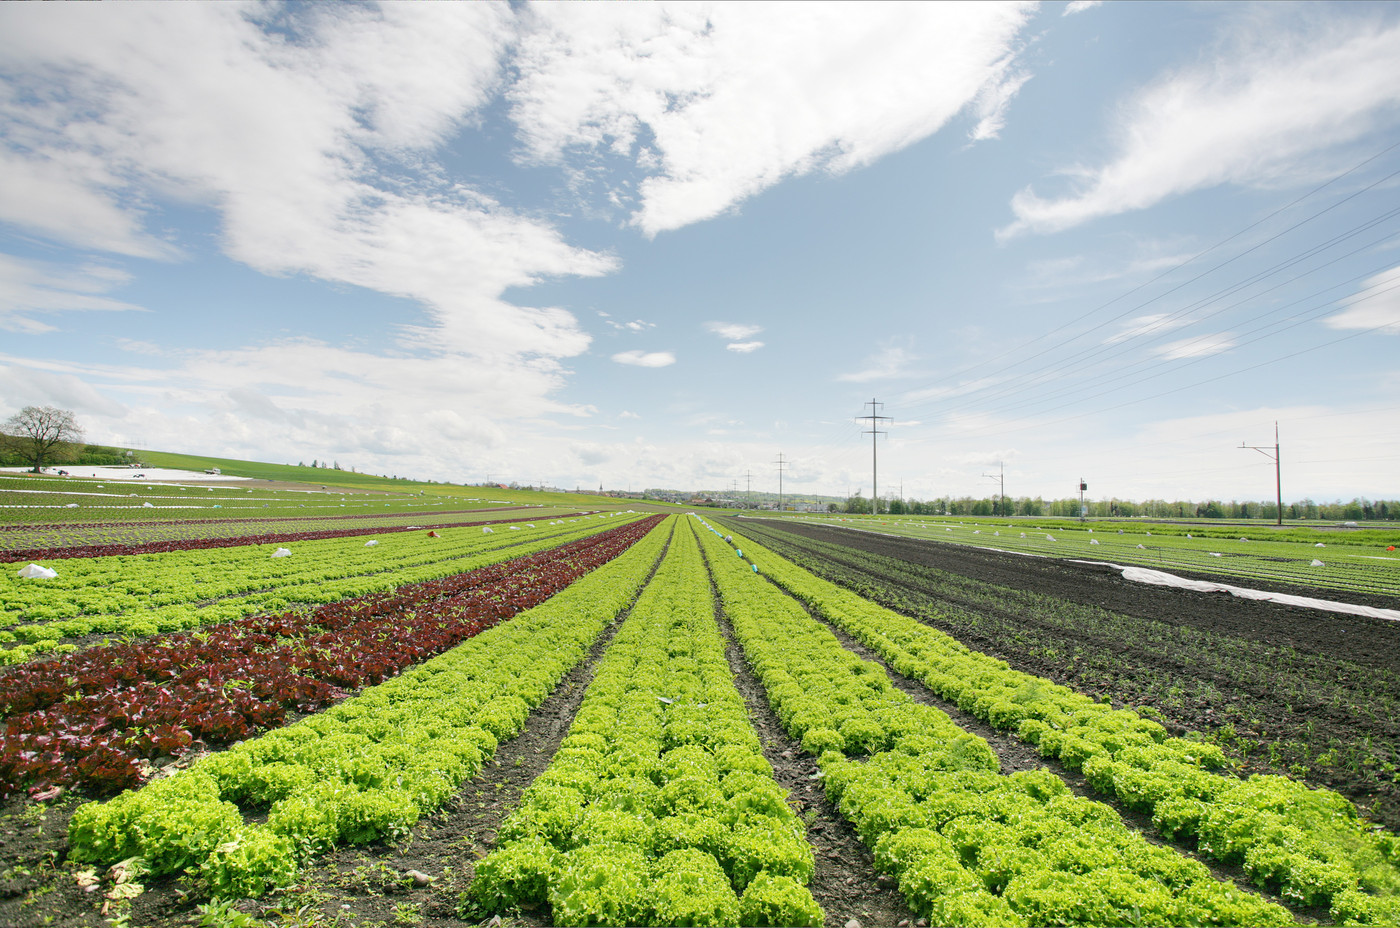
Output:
left=602, top=316, right=655, bottom=333
left=706, top=321, right=763, bottom=340
left=1154, top=333, right=1237, bottom=360
left=0, top=3, right=615, bottom=362
left=612, top=350, right=677, bottom=368
left=0, top=2, right=646, bottom=483
left=0, top=362, right=130, bottom=418
left=704, top=321, right=765, bottom=353
left=838, top=345, right=920, bottom=382
left=1063, top=1, right=1102, bottom=15
left=510, top=2, right=1036, bottom=236
left=970, top=69, right=1031, bottom=142
left=1000, top=14, right=1400, bottom=238
left=1323, top=265, right=1400, bottom=334
left=0, top=254, right=145, bottom=333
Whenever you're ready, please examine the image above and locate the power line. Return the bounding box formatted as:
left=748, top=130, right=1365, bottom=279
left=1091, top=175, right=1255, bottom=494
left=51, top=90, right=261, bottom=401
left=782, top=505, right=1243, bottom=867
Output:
left=856, top=398, right=890, bottom=515
left=890, top=140, right=1400, bottom=411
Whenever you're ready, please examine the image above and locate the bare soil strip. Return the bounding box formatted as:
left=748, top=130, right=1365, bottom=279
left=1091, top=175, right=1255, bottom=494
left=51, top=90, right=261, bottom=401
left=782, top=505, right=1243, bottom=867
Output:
left=703, top=552, right=913, bottom=928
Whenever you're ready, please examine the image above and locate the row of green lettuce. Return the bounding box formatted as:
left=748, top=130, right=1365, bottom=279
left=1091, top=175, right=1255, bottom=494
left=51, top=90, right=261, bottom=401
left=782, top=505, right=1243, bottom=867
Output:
left=693, top=515, right=1296, bottom=928
left=716, top=517, right=1400, bottom=926
left=65, top=516, right=672, bottom=897
left=0, top=516, right=629, bottom=661
left=467, top=516, right=823, bottom=927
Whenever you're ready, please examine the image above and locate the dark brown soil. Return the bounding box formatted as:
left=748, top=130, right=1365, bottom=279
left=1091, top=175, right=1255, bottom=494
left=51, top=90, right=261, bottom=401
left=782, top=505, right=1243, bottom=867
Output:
left=709, top=577, right=913, bottom=928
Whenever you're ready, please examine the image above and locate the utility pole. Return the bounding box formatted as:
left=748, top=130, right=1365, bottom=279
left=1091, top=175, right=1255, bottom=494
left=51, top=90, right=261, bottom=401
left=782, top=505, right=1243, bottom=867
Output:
left=744, top=470, right=753, bottom=509
left=775, top=453, right=788, bottom=513
left=858, top=398, right=890, bottom=516
left=982, top=461, right=1004, bottom=517
left=1240, top=422, right=1283, bottom=526
left=1079, top=478, right=1087, bottom=522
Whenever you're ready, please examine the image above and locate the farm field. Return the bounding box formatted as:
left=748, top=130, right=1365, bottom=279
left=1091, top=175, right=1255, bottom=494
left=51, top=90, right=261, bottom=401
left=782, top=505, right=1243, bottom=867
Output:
left=0, top=470, right=563, bottom=535
left=1, top=498, right=1398, bottom=927
left=726, top=516, right=1400, bottom=831
left=785, top=513, right=1400, bottom=601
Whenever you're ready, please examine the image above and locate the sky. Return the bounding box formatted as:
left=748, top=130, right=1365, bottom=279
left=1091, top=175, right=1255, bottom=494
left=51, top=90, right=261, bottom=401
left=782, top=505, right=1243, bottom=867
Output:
left=1, top=0, right=1399, bottom=505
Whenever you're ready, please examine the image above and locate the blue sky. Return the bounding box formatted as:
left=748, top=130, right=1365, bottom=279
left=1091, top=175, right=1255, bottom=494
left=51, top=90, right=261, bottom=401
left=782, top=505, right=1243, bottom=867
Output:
left=2, top=1, right=1398, bottom=504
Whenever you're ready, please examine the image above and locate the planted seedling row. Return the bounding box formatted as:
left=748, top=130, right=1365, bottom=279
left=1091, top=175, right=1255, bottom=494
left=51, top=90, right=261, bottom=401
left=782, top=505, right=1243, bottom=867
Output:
left=715, top=522, right=1400, bottom=925
left=62, top=515, right=671, bottom=900
left=735, top=517, right=1400, bottom=827
left=0, top=515, right=630, bottom=659
left=0, top=517, right=663, bottom=798
left=692, top=515, right=1294, bottom=928
left=466, top=515, right=824, bottom=927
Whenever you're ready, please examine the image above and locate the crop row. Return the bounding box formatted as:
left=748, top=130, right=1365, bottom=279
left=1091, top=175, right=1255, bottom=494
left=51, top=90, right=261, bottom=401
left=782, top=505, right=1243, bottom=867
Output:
left=0, top=505, right=525, bottom=553
left=65, top=515, right=672, bottom=898
left=0, top=516, right=630, bottom=659
left=688, top=516, right=1296, bottom=928
left=1, top=516, right=664, bottom=798
left=467, top=516, right=823, bottom=927
left=718, top=522, right=1400, bottom=925
left=733, top=519, right=1400, bottom=825
left=0, top=510, right=578, bottom=563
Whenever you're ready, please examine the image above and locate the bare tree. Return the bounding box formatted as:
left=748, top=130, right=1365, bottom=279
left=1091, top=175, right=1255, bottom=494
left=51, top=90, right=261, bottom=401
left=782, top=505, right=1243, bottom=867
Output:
left=2, top=406, right=83, bottom=473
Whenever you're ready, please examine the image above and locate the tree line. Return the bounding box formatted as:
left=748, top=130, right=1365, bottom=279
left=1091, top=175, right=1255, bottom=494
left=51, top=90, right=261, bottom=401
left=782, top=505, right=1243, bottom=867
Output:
left=834, top=493, right=1398, bottom=522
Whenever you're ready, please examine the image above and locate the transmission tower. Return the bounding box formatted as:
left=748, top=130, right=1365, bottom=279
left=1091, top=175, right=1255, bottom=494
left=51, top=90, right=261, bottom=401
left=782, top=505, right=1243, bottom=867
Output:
left=775, top=453, right=788, bottom=513
left=857, top=398, right=890, bottom=515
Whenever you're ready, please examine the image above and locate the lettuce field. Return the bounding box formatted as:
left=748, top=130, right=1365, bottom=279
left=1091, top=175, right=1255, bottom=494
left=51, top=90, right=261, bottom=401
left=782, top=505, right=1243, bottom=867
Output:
left=0, top=474, right=1398, bottom=927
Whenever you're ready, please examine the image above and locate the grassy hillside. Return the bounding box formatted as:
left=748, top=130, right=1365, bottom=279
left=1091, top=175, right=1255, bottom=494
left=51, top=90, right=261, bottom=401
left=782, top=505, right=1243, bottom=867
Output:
left=128, top=449, right=655, bottom=511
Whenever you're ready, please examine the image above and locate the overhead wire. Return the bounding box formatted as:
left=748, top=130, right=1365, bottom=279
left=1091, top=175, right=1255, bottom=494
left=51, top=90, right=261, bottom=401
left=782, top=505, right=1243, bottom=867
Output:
left=886, top=140, right=1400, bottom=411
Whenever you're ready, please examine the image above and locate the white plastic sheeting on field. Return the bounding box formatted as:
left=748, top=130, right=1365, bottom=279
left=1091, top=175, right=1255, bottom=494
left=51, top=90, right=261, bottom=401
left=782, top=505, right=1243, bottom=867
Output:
left=1105, top=563, right=1400, bottom=622
left=17, top=563, right=57, bottom=579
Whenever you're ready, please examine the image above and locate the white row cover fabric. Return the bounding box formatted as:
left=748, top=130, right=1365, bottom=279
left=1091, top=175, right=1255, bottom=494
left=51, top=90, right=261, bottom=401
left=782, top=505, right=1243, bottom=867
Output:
left=1109, top=563, right=1400, bottom=622
left=18, top=563, right=57, bottom=579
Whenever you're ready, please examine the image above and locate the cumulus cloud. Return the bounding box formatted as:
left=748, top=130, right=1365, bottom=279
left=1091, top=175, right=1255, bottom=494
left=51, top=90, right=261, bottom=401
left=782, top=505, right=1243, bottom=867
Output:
left=612, top=349, right=677, bottom=367
left=1000, top=14, right=1400, bottom=238
left=510, top=2, right=1036, bottom=235
left=0, top=3, right=635, bottom=477
left=0, top=3, right=614, bottom=363
left=1324, top=265, right=1400, bottom=334
left=705, top=321, right=765, bottom=352
left=706, top=322, right=763, bottom=340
